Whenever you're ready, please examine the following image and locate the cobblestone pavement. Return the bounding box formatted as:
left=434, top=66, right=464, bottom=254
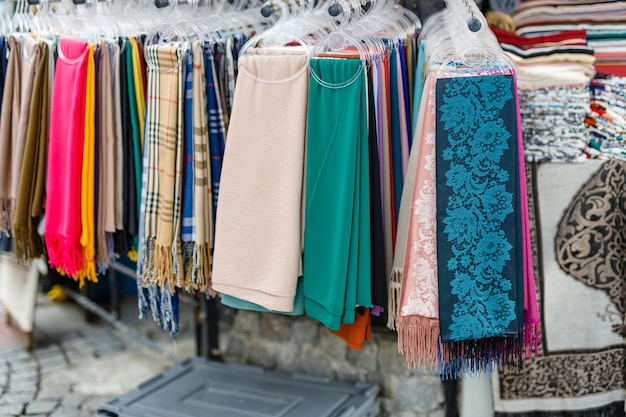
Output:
left=0, top=297, right=196, bottom=417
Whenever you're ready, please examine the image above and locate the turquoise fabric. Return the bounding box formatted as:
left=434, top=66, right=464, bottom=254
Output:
left=435, top=74, right=519, bottom=342
left=303, top=58, right=372, bottom=331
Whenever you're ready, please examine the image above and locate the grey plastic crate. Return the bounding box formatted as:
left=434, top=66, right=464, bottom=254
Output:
left=98, top=358, right=380, bottom=417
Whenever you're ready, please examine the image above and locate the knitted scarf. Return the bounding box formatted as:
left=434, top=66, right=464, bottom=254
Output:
left=14, top=42, right=48, bottom=261
left=142, top=44, right=185, bottom=291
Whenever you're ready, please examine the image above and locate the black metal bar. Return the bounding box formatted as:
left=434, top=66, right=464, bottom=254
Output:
left=108, top=267, right=120, bottom=319
left=62, top=285, right=183, bottom=364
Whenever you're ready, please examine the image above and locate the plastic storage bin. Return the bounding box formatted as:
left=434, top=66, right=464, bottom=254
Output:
left=98, top=357, right=380, bottom=417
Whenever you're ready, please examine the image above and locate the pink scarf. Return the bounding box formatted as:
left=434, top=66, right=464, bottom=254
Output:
left=397, top=75, right=441, bottom=369
left=45, top=39, right=90, bottom=277
left=514, top=74, right=540, bottom=356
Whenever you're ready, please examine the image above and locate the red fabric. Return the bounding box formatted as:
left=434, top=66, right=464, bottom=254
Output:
left=490, top=26, right=587, bottom=48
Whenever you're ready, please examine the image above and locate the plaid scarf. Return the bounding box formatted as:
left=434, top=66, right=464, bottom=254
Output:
left=190, top=41, right=212, bottom=291
left=181, top=53, right=194, bottom=244
left=205, top=43, right=226, bottom=219
left=14, top=42, right=48, bottom=261
left=142, top=43, right=185, bottom=291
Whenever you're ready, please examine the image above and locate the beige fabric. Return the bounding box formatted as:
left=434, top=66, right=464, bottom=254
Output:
left=11, top=34, right=41, bottom=224
left=211, top=48, right=308, bottom=311
left=112, top=42, right=124, bottom=231
left=103, top=43, right=116, bottom=234
left=0, top=36, right=21, bottom=233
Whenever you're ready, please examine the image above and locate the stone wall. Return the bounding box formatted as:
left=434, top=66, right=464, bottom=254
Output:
left=216, top=306, right=446, bottom=417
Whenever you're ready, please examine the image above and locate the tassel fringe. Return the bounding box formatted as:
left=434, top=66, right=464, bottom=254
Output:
left=438, top=336, right=524, bottom=380
left=0, top=197, right=14, bottom=235
left=397, top=315, right=440, bottom=370
left=387, top=267, right=402, bottom=330
left=523, top=321, right=540, bottom=358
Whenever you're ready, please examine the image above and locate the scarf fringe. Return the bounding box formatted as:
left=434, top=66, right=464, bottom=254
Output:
left=0, top=197, right=14, bottom=234
left=387, top=267, right=402, bottom=330
left=96, top=231, right=108, bottom=266
left=438, top=336, right=523, bottom=379
left=151, top=242, right=174, bottom=292
left=141, top=236, right=156, bottom=284
left=45, top=233, right=86, bottom=279
left=181, top=242, right=212, bottom=292
left=195, top=242, right=211, bottom=292
left=13, top=225, right=29, bottom=263
left=523, top=321, right=540, bottom=358
left=171, top=240, right=183, bottom=289
left=77, top=244, right=98, bottom=288
left=397, top=315, right=440, bottom=370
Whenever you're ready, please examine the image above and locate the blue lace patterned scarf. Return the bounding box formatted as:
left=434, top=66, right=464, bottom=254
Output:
left=435, top=74, right=523, bottom=376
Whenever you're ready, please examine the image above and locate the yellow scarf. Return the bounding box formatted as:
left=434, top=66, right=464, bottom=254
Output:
left=129, top=37, right=145, bottom=148
left=78, top=43, right=97, bottom=286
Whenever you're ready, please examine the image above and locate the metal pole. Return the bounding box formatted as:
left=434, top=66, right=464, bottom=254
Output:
left=61, top=286, right=183, bottom=365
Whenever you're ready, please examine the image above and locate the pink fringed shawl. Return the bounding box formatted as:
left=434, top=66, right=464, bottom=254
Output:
left=397, top=75, right=442, bottom=369
left=45, top=39, right=90, bottom=277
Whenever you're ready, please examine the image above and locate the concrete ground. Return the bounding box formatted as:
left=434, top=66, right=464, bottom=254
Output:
left=0, top=285, right=197, bottom=417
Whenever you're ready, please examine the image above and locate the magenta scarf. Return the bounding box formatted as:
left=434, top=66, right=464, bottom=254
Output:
left=44, top=39, right=90, bottom=277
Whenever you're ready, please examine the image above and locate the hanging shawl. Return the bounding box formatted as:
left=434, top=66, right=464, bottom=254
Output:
left=102, top=43, right=117, bottom=261
left=142, top=44, right=185, bottom=290
left=137, top=46, right=179, bottom=338
left=212, top=47, right=309, bottom=311
left=181, top=53, right=194, bottom=249
left=397, top=75, right=441, bottom=368
left=95, top=43, right=108, bottom=267
left=205, top=43, right=226, bottom=219
left=190, top=41, right=212, bottom=290
left=14, top=42, right=48, bottom=261
left=0, top=36, right=22, bottom=234
left=45, top=39, right=90, bottom=279
left=0, top=36, right=7, bottom=115
left=303, top=57, right=372, bottom=329
left=435, top=73, right=522, bottom=375
left=78, top=43, right=97, bottom=284
left=10, top=35, right=40, bottom=234
left=112, top=42, right=124, bottom=242
left=126, top=38, right=142, bottom=257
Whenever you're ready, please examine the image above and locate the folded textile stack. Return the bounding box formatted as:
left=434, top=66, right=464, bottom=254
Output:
left=513, top=0, right=626, bottom=76
left=491, top=26, right=594, bottom=162
left=585, top=74, right=626, bottom=160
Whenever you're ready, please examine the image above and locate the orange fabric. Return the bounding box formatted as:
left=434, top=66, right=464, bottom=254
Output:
left=329, top=308, right=372, bottom=350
